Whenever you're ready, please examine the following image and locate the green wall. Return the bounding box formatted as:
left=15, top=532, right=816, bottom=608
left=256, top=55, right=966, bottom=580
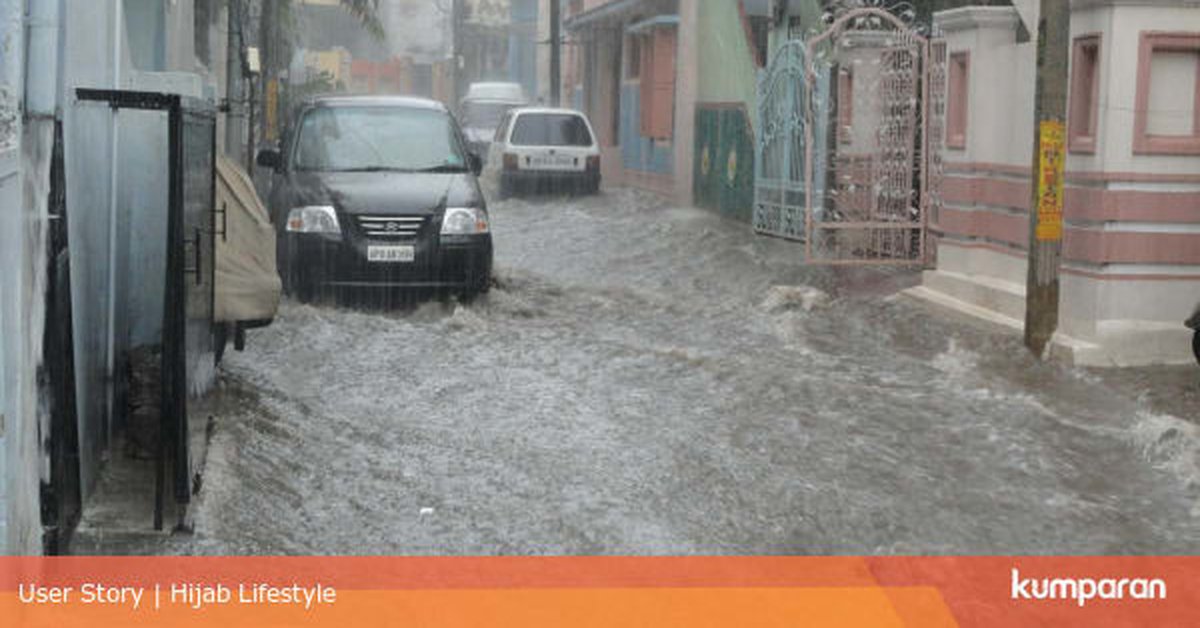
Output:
left=696, top=0, right=759, bottom=127
left=692, top=0, right=757, bottom=222
left=692, top=0, right=823, bottom=223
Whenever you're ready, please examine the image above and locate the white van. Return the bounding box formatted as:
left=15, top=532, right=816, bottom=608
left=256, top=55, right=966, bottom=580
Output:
left=489, top=107, right=601, bottom=198
left=459, top=82, right=528, bottom=158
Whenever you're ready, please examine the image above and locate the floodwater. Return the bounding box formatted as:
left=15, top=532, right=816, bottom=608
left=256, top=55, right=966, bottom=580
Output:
left=175, top=188, right=1199, bottom=555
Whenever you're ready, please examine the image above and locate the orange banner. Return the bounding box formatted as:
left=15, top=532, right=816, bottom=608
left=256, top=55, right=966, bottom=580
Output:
left=0, top=557, right=1194, bottom=627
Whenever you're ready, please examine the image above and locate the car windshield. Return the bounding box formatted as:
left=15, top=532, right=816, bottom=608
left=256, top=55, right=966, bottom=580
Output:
left=510, top=113, right=593, bottom=147
left=462, top=102, right=516, bottom=129
left=292, top=106, right=467, bottom=172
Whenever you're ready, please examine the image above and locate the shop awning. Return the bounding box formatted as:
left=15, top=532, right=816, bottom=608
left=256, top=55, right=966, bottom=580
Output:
left=564, top=0, right=644, bottom=30
left=625, top=15, right=680, bottom=34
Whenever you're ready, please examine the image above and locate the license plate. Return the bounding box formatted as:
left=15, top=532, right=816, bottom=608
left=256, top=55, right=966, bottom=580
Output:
left=367, top=245, right=415, bottom=263
left=529, top=155, right=575, bottom=169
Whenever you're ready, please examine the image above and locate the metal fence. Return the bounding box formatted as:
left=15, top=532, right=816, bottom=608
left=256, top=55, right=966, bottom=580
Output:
left=754, top=6, right=946, bottom=266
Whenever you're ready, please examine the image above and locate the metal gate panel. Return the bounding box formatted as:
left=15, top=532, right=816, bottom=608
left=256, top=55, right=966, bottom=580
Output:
left=753, top=39, right=810, bottom=241
left=806, top=7, right=927, bottom=264
left=925, top=38, right=949, bottom=267
left=752, top=3, right=945, bottom=266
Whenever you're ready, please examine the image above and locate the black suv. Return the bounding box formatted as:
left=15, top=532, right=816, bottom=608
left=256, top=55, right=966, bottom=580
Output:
left=257, top=96, right=493, bottom=302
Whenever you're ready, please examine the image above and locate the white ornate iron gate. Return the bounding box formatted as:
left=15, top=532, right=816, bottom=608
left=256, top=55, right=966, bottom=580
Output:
left=753, top=39, right=815, bottom=241
left=753, top=4, right=947, bottom=265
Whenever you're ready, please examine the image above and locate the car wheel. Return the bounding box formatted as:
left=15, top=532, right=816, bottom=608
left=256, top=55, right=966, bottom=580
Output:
left=1193, top=330, right=1199, bottom=365
left=460, top=275, right=491, bottom=303
left=586, top=177, right=601, bottom=195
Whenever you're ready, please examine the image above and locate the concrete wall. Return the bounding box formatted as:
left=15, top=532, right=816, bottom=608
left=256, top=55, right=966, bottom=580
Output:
left=564, top=0, right=685, bottom=198
left=939, top=8, right=1035, bottom=171
left=0, top=147, right=15, bottom=553
left=1, top=0, right=56, bottom=556
left=695, top=0, right=759, bottom=126
left=914, top=1, right=1200, bottom=366
left=64, top=0, right=220, bottom=498
left=671, top=0, right=696, bottom=203
left=0, top=0, right=221, bottom=554
left=64, top=0, right=125, bottom=499
left=587, top=26, right=622, bottom=148
left=0, top=0, right=22, bottom=556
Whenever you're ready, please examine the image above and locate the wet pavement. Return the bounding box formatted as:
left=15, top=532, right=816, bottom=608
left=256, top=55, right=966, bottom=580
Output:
left=161, top=188, right=1198, bottom=555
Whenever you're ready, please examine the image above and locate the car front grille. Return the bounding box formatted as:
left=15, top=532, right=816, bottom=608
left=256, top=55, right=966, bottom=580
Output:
left=356, top=215, right=427, bottom=239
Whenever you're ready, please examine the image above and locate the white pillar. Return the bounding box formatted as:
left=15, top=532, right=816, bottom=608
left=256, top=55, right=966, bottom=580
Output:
left=673, top=0, right=699, bottom=205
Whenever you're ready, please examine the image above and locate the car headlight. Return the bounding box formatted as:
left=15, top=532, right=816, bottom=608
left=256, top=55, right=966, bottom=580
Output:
left=440, top=207, right=490, bottom=235
left=286, top=205, right=341, bottom=234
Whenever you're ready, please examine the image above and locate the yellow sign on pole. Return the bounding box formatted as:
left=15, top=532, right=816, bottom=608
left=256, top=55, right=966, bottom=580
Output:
left=1035, top=120, right=1065, bottom=242
left=265, top=79, right=280, bottom=142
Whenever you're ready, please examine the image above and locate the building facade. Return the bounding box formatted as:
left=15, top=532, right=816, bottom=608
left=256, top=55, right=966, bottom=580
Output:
left=459, top=0, right=541, bottom=101
left=561, top=0, right=696, bottom=201
left=1, top=0, right=231, bottom=554
left=559, top=0, right=820, bottom=211
left=909, top=0, right=1200, bottom=366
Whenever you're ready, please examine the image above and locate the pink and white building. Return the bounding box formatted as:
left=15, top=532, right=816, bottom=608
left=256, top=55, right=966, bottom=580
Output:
left=909, top=0, right=1200, bottom=366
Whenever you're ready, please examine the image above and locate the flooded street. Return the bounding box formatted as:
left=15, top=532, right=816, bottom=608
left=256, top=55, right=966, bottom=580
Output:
left=179, top=188, right=1199, bottom=555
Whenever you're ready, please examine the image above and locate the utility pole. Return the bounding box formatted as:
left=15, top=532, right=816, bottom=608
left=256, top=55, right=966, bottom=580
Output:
left=451, top=0, right=464, bottom=106
left=225, top=0, right=246, bottom=165
left=260, top=0, right=279, bottom=143
left=1023, top=0, right=1069, bottom=357
left=549, top=0, right=561, bottom=106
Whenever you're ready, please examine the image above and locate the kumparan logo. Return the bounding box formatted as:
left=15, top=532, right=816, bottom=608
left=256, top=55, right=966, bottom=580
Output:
left=1011, top=568, right=1167, bottom=607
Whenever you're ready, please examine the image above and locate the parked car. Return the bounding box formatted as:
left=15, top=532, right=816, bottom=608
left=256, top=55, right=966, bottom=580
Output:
left=462, top=81, right=527, bottom=103
left=257, top=96, right=493, bottom=302
left=490, top=107, right=601, bottom=198
left=213, top=153, right=281, bottom=362
left=460, top=81, right=528, bottom=159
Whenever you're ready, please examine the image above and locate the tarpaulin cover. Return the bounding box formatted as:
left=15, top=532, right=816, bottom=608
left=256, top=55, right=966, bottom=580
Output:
left=214, top=154, right=281, bottom=323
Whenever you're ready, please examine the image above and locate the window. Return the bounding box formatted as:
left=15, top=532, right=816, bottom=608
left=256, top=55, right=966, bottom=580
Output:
left=510, top=113, right=594, bottom=147
left=292, top=107, right=466, bottom=172
left=639, top=27, right=677, bottom=140
left=1069, top=35, right=1101, bottom=153
left=1134, top=32, right=1200, bottom=155
left=946, top=52, right=970, bottom=150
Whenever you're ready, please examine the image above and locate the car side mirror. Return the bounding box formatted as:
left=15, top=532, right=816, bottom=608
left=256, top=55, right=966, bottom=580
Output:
left=256, top=149, right=282, bottom=172
left=468, top=152, right=484, bottom=176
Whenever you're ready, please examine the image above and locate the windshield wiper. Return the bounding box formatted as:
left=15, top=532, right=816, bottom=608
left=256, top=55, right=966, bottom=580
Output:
left=416, top=164, right=470, bottom=173
left=333, top=166, right=409, bottom=173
